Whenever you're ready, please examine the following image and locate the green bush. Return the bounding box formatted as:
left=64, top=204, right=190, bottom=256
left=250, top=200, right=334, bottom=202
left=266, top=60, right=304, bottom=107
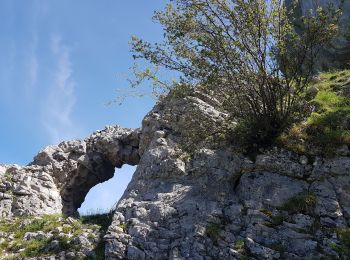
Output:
left=128, top=0, right=340, bottom=147
left=205, top=223, right=223, bottom=245
left=332, top=228, right=350, bottom=258
left=279, top=192, right=316, bottom=214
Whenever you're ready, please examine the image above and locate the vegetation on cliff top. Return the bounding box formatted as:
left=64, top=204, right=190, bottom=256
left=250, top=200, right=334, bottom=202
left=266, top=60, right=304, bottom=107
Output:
left=278, top=69, right=350, bottom=157
left=128, top=0, right=341, bottom=148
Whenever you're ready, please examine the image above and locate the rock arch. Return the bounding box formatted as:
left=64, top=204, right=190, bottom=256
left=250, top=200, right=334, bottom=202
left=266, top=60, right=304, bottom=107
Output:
left=0, top=126, right=140, bottom=217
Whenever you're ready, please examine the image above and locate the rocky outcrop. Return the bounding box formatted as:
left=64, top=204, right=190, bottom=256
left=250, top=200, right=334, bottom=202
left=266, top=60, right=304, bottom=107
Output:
left=0, top=215, right=104, bottom=259
left=102, top=94, right=350, bottom=259
left=0, top=126, right=140, bottom=217
left=1, top=90, right=350, bottom=259
left=286, top=0, right=350, bottom=70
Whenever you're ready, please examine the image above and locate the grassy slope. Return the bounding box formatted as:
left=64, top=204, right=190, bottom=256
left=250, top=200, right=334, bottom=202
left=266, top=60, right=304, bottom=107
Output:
left=0, top=213, right=112, bottom=259
left=278, top=69, right=350, bottom=157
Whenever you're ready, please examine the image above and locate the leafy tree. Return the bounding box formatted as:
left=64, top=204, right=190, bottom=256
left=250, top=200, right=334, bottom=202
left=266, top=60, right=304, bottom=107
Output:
left=129, top=0, right=340, bottom=146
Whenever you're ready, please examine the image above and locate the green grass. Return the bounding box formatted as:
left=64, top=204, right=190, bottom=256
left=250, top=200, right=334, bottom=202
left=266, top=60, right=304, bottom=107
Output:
left=233, top=239, right=251, bottom=257
left=331, top=228, right=350, bottom=258
left=279, top=192, right=316, bottom=215
left=4, top=169, right=12, bottom=182
left=0, top=213, right=111, bottom=259
left=80, top=212, right=113, bottom=260
left=260, top=209, right=286, bottom=227
left=205, top=222, right=223, bottom=245
left=117, top=223, right=127, bottom=231
left=80, top=212, right=113, bottom=233
left=260, top=209, right=273, bottom=218
left=278, top=69, right=350, bottom=157
left=0, top=241, right=9, bottom=252
left=234, top=239, right=246, bottom=252
left=270, top=215, right=285, bottom=226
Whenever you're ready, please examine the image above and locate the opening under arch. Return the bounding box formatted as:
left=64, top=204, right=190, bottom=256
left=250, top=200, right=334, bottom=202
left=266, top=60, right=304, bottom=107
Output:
left=78, top=165, right=136, bottom=215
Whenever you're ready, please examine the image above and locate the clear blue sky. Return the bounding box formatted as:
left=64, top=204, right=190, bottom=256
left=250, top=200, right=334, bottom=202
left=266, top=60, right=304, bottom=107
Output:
left=0, top=0, right=166, bottom=214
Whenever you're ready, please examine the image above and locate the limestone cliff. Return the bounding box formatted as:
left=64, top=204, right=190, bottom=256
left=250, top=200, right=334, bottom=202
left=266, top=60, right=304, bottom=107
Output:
left=286, top=0, right=350, bottom=70
left=0, top=89, right=350, bottom=259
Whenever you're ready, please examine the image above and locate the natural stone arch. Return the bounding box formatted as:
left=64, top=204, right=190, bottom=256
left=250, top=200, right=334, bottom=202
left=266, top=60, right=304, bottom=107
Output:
left=31, top=126, right=140, bottom=215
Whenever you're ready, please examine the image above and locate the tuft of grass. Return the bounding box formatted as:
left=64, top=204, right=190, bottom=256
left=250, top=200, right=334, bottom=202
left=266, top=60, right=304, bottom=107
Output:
left=260, top=209, right=273, bottom=218
left=0, top=213, right=108, bottom=259
left=279, top=192, right=316, bottom=215
left=278, top=69, right=350, bottom=157
left=4, top=169, right=12, bottom=182
left=18, top=238, right=49, bottom=257
left=260, top=209, right=285, bottom=227
left=205, top=223, right=223, bottom=245
left=0, top=240, right=9, bottom=252
left=331, top=228, right=350, bottom=258
left=80, top=212, right=113, bottom=233
left=234, top=239, right=246, bottom=252
left=270, top=215, right=285, bottom=226
left=118, top=223, right=127, bottom=231
left=80, top=212, right=113, bottom=260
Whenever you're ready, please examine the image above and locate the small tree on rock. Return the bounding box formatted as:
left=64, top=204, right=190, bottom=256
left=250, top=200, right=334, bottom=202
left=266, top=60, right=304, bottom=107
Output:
left=130, top=0, right=340, bottom=146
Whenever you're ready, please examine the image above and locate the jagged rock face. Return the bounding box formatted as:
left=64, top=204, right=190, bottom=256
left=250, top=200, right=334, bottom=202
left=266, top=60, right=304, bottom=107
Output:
left=286, top=0, right=350, bottom=70
left=0, top=126, right=140, bottom=217
left=103, top=95, right=350, bottom=259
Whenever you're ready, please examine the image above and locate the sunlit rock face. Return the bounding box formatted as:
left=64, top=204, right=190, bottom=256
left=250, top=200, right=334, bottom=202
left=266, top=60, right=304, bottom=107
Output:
left=286, top=0, right=350, bottom=70
left=103, top=93, right=350, bottom=260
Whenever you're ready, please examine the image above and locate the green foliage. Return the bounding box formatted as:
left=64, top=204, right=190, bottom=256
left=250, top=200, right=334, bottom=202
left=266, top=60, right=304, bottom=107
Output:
left=331, top=228, right=350, bottom=258
left=18, top=238, right=49, bottom=257
left=259, top=209, right=273, bottom=218
left=234, top=239, right=246, bottom=252
left=278, top=69, right=350, bottom=156
left=279, top=192, right=316, bottom=214
left=260, top=209, right=285, bottom=227
left=128, top=0, right=340, bottom=146
left=4, top=169, right=12, bottom=182
left=205, top=222, right=223, bottom=245
left=80, top=212, right=113, bottom=232
left=270, top=215, right=285, bottom=226
left=0, top=241, right=9, bottom=252
left=0, top=213, right=111, bottom=259
left=80, top=212, right=113, bottom=260
left=117, top=223, right=127, bottom=231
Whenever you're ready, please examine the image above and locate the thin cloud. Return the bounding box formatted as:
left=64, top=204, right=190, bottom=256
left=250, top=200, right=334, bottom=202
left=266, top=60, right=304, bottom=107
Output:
left=25, top=34, right=39, bottom=95
left=41, top=34, right=78, bottom=144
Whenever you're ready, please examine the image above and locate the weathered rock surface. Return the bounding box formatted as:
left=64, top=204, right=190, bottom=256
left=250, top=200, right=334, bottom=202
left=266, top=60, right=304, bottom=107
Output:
left=0, top=126, right=140, bottom=217
left=286, top=0, right=350, bottom=70
left=102, top=94, right=350, bottom=259
left=1, top=91, right=350, bottom=259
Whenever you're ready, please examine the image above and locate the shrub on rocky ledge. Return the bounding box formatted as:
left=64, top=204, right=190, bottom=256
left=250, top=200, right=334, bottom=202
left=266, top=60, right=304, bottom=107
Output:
left=128, top=0, right=340, bottom=147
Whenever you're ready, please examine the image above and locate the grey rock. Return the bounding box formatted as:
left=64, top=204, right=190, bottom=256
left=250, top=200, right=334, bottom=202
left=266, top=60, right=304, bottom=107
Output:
left=286, top=0, right=350, bottom=70
left=237, top=172, right=308, bottom=208
left=127, top=245, right=146, bottom=260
